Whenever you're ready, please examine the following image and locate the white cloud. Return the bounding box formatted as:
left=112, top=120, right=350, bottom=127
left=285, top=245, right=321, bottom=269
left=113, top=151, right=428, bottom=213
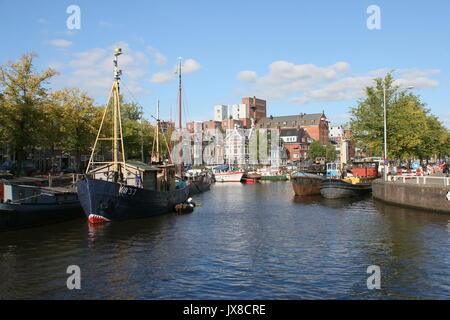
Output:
left=53, top=42, right=149, bottom=96
left=150, top=70, right=175, bottom=84
left=149, top=58, right=202, bottom=84
left=236, top=61, right=440, bottom=104
left=183, top=59, right=202, bottom=74
left=443, top=111, right=450, bottom=128
left=394, top=69, right=440, bottom=89
left=147, top=46, right=168, bottom=66
left=237, top=70, right=257, bottom=83
left=50, top=39, right=73, bottom=47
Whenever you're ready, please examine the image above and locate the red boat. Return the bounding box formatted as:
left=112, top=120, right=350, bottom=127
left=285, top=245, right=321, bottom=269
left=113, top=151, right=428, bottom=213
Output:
left=291, top=172, right=325, bottom=196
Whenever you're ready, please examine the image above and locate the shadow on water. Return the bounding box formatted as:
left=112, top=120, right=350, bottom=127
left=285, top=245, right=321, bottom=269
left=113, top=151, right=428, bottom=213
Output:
left=293, top=194, right=371, bottom=209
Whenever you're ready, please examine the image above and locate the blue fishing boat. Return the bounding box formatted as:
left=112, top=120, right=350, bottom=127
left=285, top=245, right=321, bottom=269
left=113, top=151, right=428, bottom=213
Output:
left=76, top=49, right=189, bottom=223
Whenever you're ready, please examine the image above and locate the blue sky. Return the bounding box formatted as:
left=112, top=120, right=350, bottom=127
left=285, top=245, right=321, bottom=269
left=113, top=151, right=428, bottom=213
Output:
left=1, top=0, right=449, bottom=127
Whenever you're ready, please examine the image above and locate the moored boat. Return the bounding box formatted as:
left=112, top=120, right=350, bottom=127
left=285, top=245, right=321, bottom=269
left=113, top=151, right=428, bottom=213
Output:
left=212, top=165, right=245, bottom=182
left=260, top=174, right=288, bottom=181
left=76, top=49, right=189, bottom=223
left=0, top=183, right=82, bottom=231
left=258, top=168, right=288, bottom=181
left=185, top=169, right=213, bottom=195
left=291, top=172, right=325, bottom=196
left=245, top=172, right=262, bottom=180
left=77, top=163, right=189, bottom=222
left=320, top=178, right=372, bottom=199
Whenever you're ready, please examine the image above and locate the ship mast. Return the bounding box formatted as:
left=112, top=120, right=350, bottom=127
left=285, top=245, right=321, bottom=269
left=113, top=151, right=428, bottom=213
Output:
left=151, top=99, right=161, bottom=163
left=178, top=57, right=182, bottom=130
left=177, top=57, right=183, bottom=177
left=156, top=99, right=160, bottom=163
left=85, top=48, right=126, bottom=182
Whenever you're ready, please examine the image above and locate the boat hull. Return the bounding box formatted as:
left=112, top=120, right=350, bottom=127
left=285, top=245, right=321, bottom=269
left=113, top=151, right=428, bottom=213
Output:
left=291, top=174, right=325, bottom=196
left=188, top=179, right=211, bottom=196
left=260, top=175, right=288, bottom=181
left=0, top=202, right=82, bottom=231
left=320, top=180, right=372, bottom=199
left=76, top=178, right=189, bottom=222
left=214, top=172, right=245, bottom=182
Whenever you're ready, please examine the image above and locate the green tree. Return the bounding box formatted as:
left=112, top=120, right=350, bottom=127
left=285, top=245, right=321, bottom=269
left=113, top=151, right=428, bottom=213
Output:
left=45, top=88, right=101, bottom=172
left=350, top=73, right=446, bottom=161
left=120, top=98, right=156, bottom=161
left=0, top=53, right=58, bottom=173
left=308, top=140, right=325, bottom=161
left=325, top=142, right=337, bottom=162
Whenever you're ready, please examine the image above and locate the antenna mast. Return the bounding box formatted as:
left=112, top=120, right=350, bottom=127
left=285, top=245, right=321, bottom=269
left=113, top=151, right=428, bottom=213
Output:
left=85, top=48, right=126, bottom=182
left=178, top=57, right=183, bottom=130
left=156, top=99, right=160, bottom=163
left=177, top=57, right=183, bottom=177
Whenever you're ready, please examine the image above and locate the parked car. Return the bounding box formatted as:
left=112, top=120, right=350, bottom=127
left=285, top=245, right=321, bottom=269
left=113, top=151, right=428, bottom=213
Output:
left=0, top=160, right=37, bottom=175
left=0, top=161, right=16, bottom=172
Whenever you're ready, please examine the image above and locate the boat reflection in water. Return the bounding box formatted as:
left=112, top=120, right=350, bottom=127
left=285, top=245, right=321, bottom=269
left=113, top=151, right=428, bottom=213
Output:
left=292, top=194, right=322, bottom=206
left=319, top=195, right=371, bottom=209
left=320, top=178, right=372, bottom=199
left=293, top=194, right=371, bottom=209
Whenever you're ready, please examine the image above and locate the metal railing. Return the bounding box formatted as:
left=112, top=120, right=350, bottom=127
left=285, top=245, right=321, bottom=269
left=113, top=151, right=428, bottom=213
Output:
left=387, top=175, right=450, bottom=186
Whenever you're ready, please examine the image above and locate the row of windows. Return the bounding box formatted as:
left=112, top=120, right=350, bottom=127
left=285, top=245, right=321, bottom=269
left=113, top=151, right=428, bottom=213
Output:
left=283, top=137, right=309, bottom=143
left=266, top=119, right=318, bottom=126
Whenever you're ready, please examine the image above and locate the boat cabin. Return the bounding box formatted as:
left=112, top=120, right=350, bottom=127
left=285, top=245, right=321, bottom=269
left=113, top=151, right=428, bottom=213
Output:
left=0, top=183, right=77, bottom=204
left=351, top=161, right=379, bottom=178
left=326, top=163, right=342, bottom=178
left=88, top=161, right=181, bottom=191
left=213, top=165, right=231, bottom=174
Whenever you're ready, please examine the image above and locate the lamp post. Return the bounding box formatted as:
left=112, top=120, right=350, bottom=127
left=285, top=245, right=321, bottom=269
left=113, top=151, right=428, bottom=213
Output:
left=383, top=83, right=414, bottom=181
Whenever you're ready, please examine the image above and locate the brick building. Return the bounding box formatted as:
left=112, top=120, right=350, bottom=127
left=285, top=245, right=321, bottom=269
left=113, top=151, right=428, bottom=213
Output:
left=257, top=112, right=329, bottom=144
left=160, top=121, right=175, bottom=134
left=241, top=97, right=267, bottom=126
left=279, top=128, right=314, bottom=162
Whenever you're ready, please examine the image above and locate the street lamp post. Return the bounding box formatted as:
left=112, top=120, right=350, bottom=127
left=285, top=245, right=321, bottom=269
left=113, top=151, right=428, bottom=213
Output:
left=383, top=82, right=388, bottom=181
left=383, top=83, right=414, bottom=181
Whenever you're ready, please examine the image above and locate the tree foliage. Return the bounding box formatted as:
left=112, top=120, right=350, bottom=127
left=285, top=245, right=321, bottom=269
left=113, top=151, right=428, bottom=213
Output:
left=0, top=54, right=161, bottom=173
left=350, top=73, right=448, bottom=160
left=308, top=141, right=325, bottom=161
left=325, top=142, right=337, bottom=162
left=0, top=53, right=58, bottom=165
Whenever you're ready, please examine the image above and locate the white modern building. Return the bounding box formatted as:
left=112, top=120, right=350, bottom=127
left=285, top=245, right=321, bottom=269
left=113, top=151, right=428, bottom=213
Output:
left=214, top=105, right=228, bottom=121
left=230, top=104, right=248, bottom=120
left=329, top=124, right=345, bottom=140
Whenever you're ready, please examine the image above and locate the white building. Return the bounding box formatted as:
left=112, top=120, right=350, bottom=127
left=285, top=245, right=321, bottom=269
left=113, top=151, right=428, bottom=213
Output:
left=329, top=125, right=345, bottom=141
left=214, top=105, right=228, bottom=121
left=231, top=104, right=248, bottom=120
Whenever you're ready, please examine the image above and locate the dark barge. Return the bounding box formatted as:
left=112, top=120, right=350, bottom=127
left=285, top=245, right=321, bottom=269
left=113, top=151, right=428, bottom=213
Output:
left=0, top=183, right=82, bottom=231
left=320, top=179, right=372, bottom=199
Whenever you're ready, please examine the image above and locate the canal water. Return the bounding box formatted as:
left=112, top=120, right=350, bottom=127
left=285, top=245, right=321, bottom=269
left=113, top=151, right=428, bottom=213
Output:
left=0, top=181, right=449, bottom=299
